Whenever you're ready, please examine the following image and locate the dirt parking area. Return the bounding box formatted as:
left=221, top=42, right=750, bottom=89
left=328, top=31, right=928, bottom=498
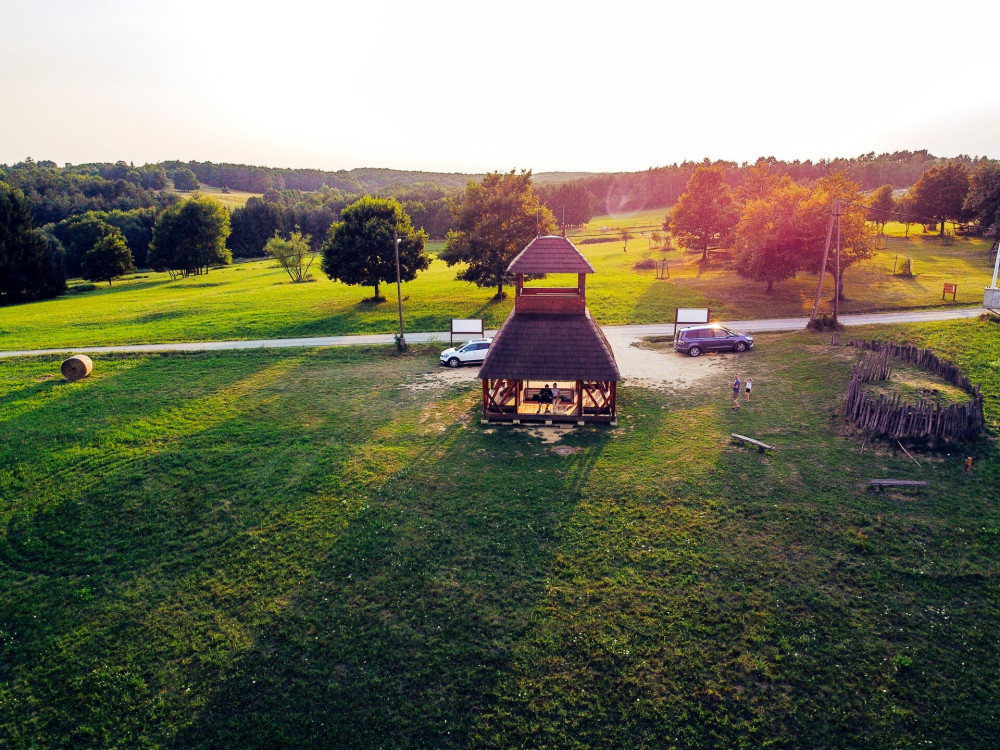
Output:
left=410, top=334, right=734, bottom=394
left=603, top=332, right=728, bottom=391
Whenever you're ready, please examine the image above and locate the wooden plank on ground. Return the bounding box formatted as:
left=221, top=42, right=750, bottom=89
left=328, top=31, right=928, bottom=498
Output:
left=731, top=433, right=774, bottom=453
left=868, top=479, right=928, bottom=492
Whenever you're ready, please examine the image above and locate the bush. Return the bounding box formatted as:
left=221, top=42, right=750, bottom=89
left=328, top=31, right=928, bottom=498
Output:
left=70, top=283, right=97, bottom=293
left=806, top=313, right=843, bottom=332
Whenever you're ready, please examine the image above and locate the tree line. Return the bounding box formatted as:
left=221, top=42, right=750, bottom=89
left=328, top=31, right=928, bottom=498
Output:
left=5, top=153, right=1000, bottom=307
left=534, top=151, right=993, bottom=229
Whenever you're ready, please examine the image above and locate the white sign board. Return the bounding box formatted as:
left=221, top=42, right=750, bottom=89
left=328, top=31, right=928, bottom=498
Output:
left=674, top=307, right=711, bottom=337
left=450, top=318, right=484, bottom=344
left=675, top=307, right=710, bottom=325
left=985, top=287, right=1000, bottom=310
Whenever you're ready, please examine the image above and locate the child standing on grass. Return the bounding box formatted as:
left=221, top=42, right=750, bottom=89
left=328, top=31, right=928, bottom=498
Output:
left=745, top=377, right=753, bottom=403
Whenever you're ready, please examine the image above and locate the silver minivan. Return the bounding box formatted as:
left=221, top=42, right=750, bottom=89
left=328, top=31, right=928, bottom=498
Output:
left=674, top=325, right=754, bottom=357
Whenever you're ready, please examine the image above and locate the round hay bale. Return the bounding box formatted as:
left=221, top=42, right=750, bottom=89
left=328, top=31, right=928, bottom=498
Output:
left=61, top=354, right=94, bottom=381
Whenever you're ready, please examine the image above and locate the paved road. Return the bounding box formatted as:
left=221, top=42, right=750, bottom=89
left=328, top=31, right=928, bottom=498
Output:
left=0, top=306, right=989, bottom=359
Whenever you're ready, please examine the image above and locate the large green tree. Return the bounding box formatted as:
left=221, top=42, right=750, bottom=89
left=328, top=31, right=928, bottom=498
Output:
left=149, top=196, right=231, bottom=276
left=868, top=184, right=895, bottom=233
left=172, top=167, right=200, bottom=191
left=0, top=182, right=66, bottom=304
left=964, top=161, right=1000, bottom=238
left=320, top=197, right=428, bottom=300
left=51, top=213, right=119, bottom=276
left=894, top=192, right=918, bottom=237
left=440, top=170, right=556, bottom=299
left=669, top=164, right=738, bottom=261
left=733, top=179, right=812, bottom=293
left=82, top=230, right=135, bottom=286
left=909, top=161, right=970, bottom=235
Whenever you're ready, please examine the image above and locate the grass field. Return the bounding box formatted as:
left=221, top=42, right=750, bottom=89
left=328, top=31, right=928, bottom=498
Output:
left=1, top=319, right=998, bottom=748
left=167, top=181, right=261, bottom=210
left=2, top=215, right=997, bottom=352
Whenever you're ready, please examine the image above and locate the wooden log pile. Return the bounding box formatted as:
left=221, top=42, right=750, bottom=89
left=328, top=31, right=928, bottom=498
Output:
left=845, top=340, right=984, bottom=442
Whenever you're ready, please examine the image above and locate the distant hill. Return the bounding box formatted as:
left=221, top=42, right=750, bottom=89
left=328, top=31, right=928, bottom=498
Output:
left=156, top=162, right=606, bottom=195
left=533, top=172, right=601, bottom=185
left=347, top=168, right=480, bottom=193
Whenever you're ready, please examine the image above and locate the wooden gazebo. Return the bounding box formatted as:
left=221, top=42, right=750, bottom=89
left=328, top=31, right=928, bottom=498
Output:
left=479, top=235, right=620, bottom=424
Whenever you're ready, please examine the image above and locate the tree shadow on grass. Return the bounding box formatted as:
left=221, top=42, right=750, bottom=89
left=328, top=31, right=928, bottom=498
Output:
left=165, top=281, right=225, bottom=289
left=470, top=294, right=509, bottom=320
left=0, top=349, right=609, bottom=747
left=166, top=409, right=611, bottom=749
left=0, top=376, right=64, bottom=412
left=87, top=278, right=176, bottom=295
left=0, top=353, right=306, bottom=577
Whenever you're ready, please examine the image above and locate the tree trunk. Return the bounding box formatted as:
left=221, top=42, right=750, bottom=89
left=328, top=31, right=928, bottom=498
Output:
left=374, top=280, right=379, bottom=299
left=496, top=280, right=504, bottom=300
left=939, top=218, right=946, bottom=236
left=766, top=280, right=774, bottom=294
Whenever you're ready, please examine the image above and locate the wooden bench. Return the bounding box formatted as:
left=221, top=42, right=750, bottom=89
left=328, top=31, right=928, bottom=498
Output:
left=868, top=479, right=928, bottom=492
left=524, top=388, right=572, bottom=403
left=731, top=433, right=773, bottom=453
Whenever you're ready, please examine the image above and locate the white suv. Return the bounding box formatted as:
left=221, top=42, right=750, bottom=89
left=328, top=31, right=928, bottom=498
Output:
left=440, top=338, right=492, bottom=368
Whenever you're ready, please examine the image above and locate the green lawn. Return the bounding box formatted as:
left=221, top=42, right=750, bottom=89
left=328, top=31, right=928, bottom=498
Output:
left=2, top=319, right=998, bottom=748
left=1, top=215, right=996, bottom=352
left=168, top=182, right=261, bottom=210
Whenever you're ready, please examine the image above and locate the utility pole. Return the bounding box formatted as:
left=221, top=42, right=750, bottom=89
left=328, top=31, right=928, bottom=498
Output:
left=809, top=200, right=837, bottom=322
left=833, top=199, right=842, bottom=325
left=394, top=230, right=406, bottom=352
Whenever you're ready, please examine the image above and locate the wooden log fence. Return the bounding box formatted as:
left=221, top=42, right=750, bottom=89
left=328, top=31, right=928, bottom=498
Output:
left=845, top=340, right=984, bottom=442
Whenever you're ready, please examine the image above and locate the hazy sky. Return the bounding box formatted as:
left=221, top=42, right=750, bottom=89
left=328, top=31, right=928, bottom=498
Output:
left=2, top=0, right=998, bottom=173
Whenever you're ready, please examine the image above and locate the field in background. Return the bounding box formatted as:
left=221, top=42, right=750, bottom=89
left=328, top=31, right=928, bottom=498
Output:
left=2, top=319, right=997, bottom=747
left=1, top=213, right=996, bottom=352
left=167, top=180, right=261, bottom=210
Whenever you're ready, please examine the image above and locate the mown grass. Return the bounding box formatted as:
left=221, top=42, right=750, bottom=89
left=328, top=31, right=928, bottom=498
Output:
left=168, top=183, right=261, bottom=210
left=0, top=214, right=996, bottom=351
left=1, top=319, right=998, bottom=748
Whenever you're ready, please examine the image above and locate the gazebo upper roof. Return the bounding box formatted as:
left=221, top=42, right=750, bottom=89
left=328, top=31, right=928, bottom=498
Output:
left=506, top=235, right=595, bottom=275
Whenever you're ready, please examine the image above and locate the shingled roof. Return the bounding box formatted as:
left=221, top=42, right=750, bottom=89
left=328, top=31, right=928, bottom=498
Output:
left=479, top=309, right=620, bottom=381
left=506, top=235, right=595, bottom=275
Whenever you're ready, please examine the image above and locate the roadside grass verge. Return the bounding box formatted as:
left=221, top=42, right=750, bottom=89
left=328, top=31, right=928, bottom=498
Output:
left=1, top=320, right=997, bottom=747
